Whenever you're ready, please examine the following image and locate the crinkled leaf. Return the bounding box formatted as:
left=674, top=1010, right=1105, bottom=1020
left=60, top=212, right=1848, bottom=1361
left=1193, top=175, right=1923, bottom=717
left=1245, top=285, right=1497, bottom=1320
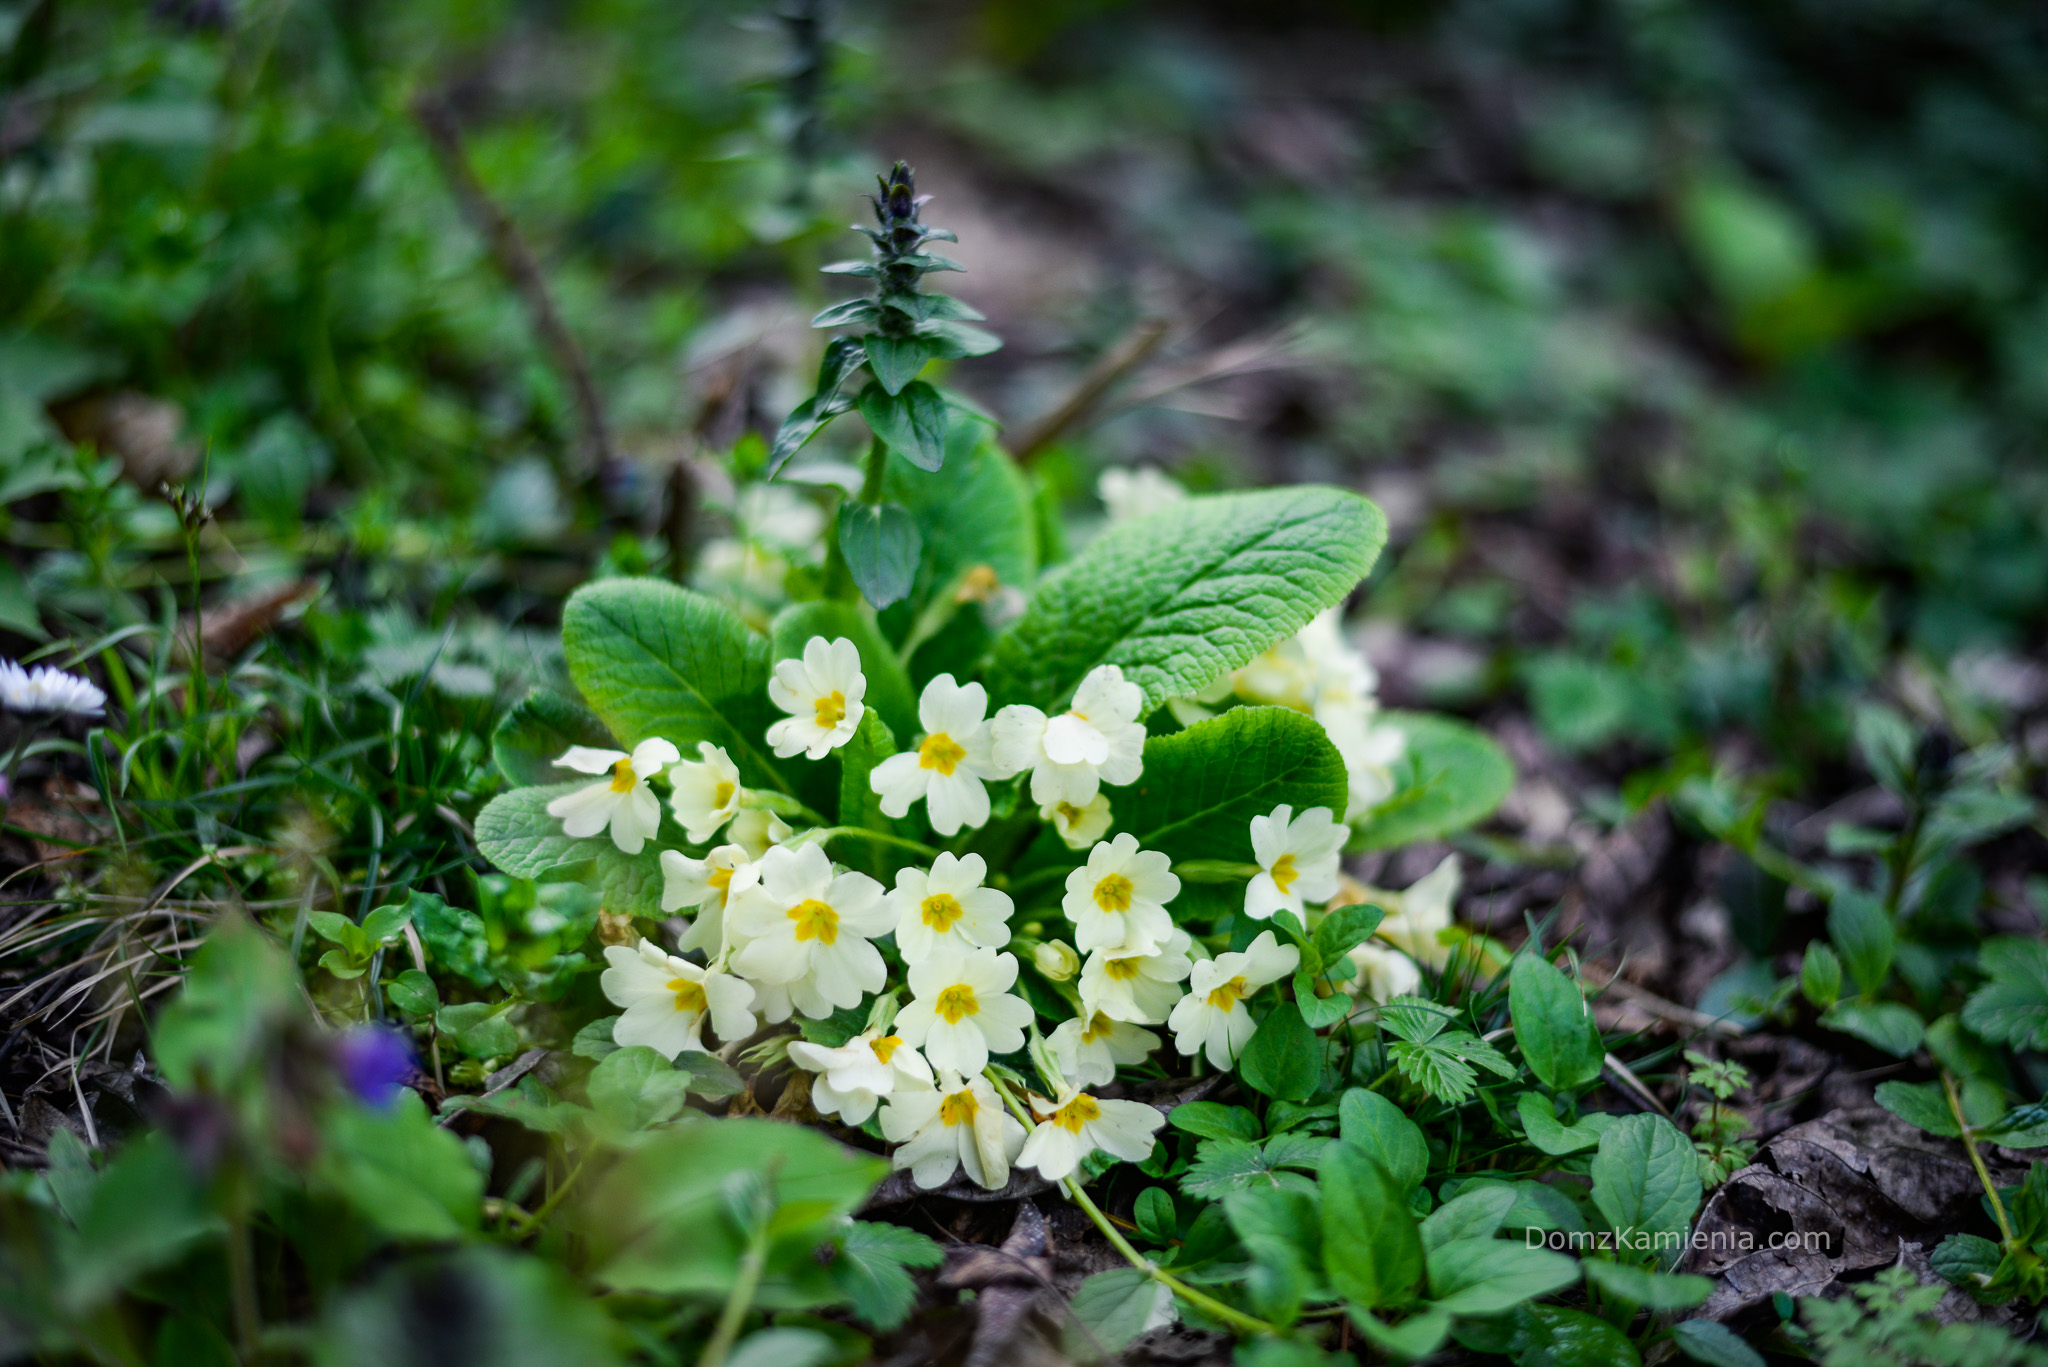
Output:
left=827, top=1220, right=943, bottom=1331
left=1181, top=1134, right=1325, bottom=1200
left=1962, top=938, right=2048, bottom=1051
left=1589, top=1113, right=1702, bottom=1245
left=474, top=784, right=669, bottom=920
left=1116, top=707, right=1350, bottom=866
left=493, top=688, right=614, bottom=787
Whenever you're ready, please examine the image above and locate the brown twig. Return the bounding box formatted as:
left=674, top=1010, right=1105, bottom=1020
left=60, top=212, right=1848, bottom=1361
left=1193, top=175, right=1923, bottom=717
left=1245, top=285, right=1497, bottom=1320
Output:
left=1006, top=317, right=1170, bottom=463
left=412, top=94, right=617, bottom=477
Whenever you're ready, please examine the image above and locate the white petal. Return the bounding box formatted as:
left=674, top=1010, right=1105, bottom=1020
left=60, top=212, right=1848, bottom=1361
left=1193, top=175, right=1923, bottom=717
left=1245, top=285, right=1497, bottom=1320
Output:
left=554, top=746, right=626, bottom=776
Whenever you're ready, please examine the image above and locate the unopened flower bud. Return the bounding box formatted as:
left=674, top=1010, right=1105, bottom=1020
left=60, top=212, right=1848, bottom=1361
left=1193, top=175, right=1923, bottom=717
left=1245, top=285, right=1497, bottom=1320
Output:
left=1033, top=940, right=1079, bottom=982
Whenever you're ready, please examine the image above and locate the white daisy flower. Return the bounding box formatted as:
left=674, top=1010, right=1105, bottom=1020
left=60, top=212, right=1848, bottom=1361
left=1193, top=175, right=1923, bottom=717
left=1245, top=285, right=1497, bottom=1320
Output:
left=1061, top=833, right=1179, bottom=955
left=1040, top=794, right=1112, bottom=849
left=600, top=939, right=756, bottom=1059
left=896, top=946, right=1034, bottom=1076
left=1348, top=941, right=1424, bottom=1006
left=1078, top=928, right=1194, bottom=1025
left=766, top=635, right=867, bottom=759
left=1167, top=931, right=1300, bottom=1069
left=1244, top=804, right=1348, bottom=922
left=668, top=742, right=746, bottom=844
left=788, top=1028, right=933, bottom=1125
left=728, top=842, right=891, bottom=1020
left=1017, top=1085, right=1165, bottom=1181
left=1365, top=854, right=1462, bottom=969
left=889, top=852, right=1013, bottom=964
left=880, top=1071, right=1026, bottom=1191
left=545, top=738, right=682, bottom=855
left=0, top=661, right=106, bottom=717
left=1047, top=1011, right=1160, bottom=1088
left=868, top=674, right=1000, bottom=835
left=1097, top=466, right=1186, bottom=523
left=990, top=664, right=1146, bottom=808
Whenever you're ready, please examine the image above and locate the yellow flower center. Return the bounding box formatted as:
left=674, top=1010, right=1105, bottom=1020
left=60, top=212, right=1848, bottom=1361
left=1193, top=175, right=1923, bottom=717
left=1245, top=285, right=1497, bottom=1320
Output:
left=1081, top=1011, right=1115, bottom=1044
left=813, top=691, right=847, bottom=729
left=788, top=898, right=840, bottom=944
left=1206, top=974, right=1251, bottom=1011
left=956, top=563, right=1000, bottom=603
left=667, top=977, right=708, bottom=1014
left=1093, top=872, right=1134, bottom=914
left=1270, top=853, right=1299, bottom=895
left=921, top=892, right=965, bottom=932
left=918, top=731, right=967, bottom=775
left=939, top=1088, right=978, bottom=1127
left=1103, top=956, right=1143, bottom=982
left=1056, top=802, right=1086, bottom=826
left=610, top=758, right=637, bottom=793
left=712, top=780, right=736, bottom=810
left=708, top=864, right=735, bottom=905
left=1052, top=1093, right=1101, bottom=1133
left=871, top=1034, right=904, bottom=1064
left=934, top=983, right=979, bottom=1024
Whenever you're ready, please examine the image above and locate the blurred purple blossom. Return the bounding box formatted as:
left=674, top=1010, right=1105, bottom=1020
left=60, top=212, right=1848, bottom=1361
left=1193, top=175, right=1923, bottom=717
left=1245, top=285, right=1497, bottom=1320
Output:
left=335, top=1026, right=414, bottom=1107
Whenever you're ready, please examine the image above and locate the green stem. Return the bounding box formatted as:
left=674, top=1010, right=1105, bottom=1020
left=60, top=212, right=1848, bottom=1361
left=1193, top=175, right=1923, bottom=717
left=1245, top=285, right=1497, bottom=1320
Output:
left=509, top=1151, right=590, bottom=1239
left=812, top=825, right=940, bottom=860
left=1943, top=1069, right=2015, bottom=1246
left=697, top=1218, right=773, bottom=1367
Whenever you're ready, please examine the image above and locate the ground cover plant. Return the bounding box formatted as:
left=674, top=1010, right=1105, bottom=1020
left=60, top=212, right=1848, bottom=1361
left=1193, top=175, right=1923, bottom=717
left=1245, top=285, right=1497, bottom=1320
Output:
left=5, top=1, right=2048, bottom=1365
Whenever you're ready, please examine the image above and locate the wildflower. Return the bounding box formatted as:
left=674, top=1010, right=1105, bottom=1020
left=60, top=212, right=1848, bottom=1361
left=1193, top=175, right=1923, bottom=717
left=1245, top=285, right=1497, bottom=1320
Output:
left=1078, top=929, right=1195, bottom=1025
left=660, top=843, right=760, bottom=955
left=788, top=1028, right=932, bottom=1125
left=880, top=1071, right=1026, bottom=1191
left=668, top=742, right=745, bottom=843
left=601, top=939, right=757, bottom=1059
left=545, top=738, right=682, bottom=855
left=1047, top=1012, right=1159, bottom=1088
left=727, top=807, right=793, bottom=860
left=1348, top=941, right=1423, bottom=1006
left=728, top=843, right=891, bottom=1020
left=1061, top=833, right=1179, bottom=955
left=1098, top=466, right=1186, bottom=523
left=1017, top=1085, right=1165, bottom=1181
left=0, top=661, right=106, bottom=718
left=1244, top=804, right=1347, bottom=922
left=1168, top=931, right=1299, bottom=1069
left=991, top=664, right=1146, bottom=808
left=766, top=636, right=866, bottom=759
left=1040, top=794, right=1112, bottom=849
left=868, top=674, right=1000, bottom=835
left=335, top=1026, right=413, bottom=1107
left=1032, top=940, right=1080, bottom=982
left=889, top=852, right=1013, bottom=963
left=1359, top=854, right=1461, bottom=969
left=896, top=946, right=1034, bottom=1076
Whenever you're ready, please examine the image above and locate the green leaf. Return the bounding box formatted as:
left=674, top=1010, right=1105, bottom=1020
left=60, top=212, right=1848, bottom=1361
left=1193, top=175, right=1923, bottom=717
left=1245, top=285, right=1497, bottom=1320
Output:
left=882, top=420, right=1038, bottom=622
left=1134, top=1187, right=1178, bottom=1246
left=1348, top=712, right=1515, bottom=851
left=1421, top=1185, right=1516, bottom=1250
left=1293, top=973, right=1354, bottom=1028
left=1350, top=1309, right=1451, bottom=1362
left=1510, top=953, right=1605, bottom=1092
left=1819, top=999, right=1925, bottom=1056
left=770, top=600, right=917, bottom=745
left=1579, top=1260, right=1713, bottom=1310
left=725, top=1329, right=836, bottom=1367
left=1471, top=1305, right=1641, bottom=1367
left=1238, top=999, right=1321, bottom=1101
left=1225, top=1186, right=1323, bottom=1327
left=562, top=578, right=784, bottom=790
left=385, top=969, right=439, bottom=1016
left=1115, top=707, right=1350, bottom=866
left=1930, top=1233, right=2003, bottom=1291
left=1962, top=938, right=2048, bottom=1051
left=58, top=1133, right=217, bottom=1307
left=1799, top=942, right=1843, bottom=1010
left=1425, top=1237, right=1579, bottom=1315
left=863, top=335, right=939, bottom=396
left=1670, top=1319, right=1765, bottom=1367
left=1516, top=1092, right=1616, bottom=1155
left=1852, top=703, right=1917, bottom=795
left=1181, top=1135, right=1325, bottom=1200
left=361, top=902, right=413, bottom=945
left=307, top=910, right=368, bottom=956
left=1320, top=1142, right=1423, bottom=1310
left=1874, top=1080, right=1959, bottom=1137
left=573, top=1015, right=620, bottom=1059
left=1589, top=1114, right=1702, bottom=1246
left=474, top=784, right=668, bottom=920
left=1338, top=1088, right=1428, bottom=1192
left=410, top=893, right=493, bottom=987
left=493, top=688, right=615, bottom=787
left=1313, top=903, right=1387, bottom=965
left=768, top=341, right=866, bottom=478
left=1167, top=1101, right=1262, bottom=1142
left=151, top=915, right=301, bottom=1092
left=837, top=500, right=921, bottom=610
left=984, top=486, right=1386, bottom=714
left=1064, top=1268, right=1171, bottom=1360
left=1827, top=889, right=1894, bottom=997
left=858, top=380, right=949, bottom=472
left=587, top=1046, right=696, bottom=1130
left=313, top=1090, right=485, bottom=1240
left=319, top=948, right=367, bottom=979
left=827, top=1220, right=943, bottom=1331
left=437, top=1003, right=519, bottom=1059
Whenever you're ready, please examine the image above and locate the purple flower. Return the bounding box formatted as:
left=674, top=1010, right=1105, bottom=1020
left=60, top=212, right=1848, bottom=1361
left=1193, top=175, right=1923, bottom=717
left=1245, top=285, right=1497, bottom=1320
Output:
left=335, top=1026, right=414, bottom=1107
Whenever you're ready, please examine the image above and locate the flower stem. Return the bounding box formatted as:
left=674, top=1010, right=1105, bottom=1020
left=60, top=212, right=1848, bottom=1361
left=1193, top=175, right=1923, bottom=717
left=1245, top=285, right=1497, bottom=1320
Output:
left=697, top=1218, right=772, bottom=1367
left=812, top=825, right=940, bottom=860
left=1943, top=1068, right=2015, bottom=1246
left=509, top=1150, right=590, bottom=1239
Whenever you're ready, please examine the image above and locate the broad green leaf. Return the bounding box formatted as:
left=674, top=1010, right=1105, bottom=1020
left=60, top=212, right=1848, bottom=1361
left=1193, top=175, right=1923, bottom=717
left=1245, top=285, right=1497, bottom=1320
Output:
left=1516, top=1092, right=1616, bottom=1155
left=769, top=600, right=917, bottom=744
left=858, top=380, right=949, bottom=472
left=1320, top=1142, right=1423, bottom=1309
left=767, top=341, right=866, bottom=478
left=1115, top=707, right=1349, bottom=866
left=1589, top=1114, right=1702, bottom=1247
left=1350, top=1309, right=1451, bottom=1362
left=313, top=1090, right=484, bottom=1241
left=1134, top=1187, right=1178, bottom=1246
left=831, top=711, right=898, bottom=871
left=1799, top=942, right=1843, bottom=1009
left=1579, top=1260, right=1713, bottom=1309
left=1509, top=953, right=1605, bottom=1092
left=437, top=1003, right=519, bottom=1059
left=826, top=1221, right=943, bottom=1331
left=59, top=1133, right=216, bottom=1307
left=1293, top=973, right=1354, bottom=1028
left=317, top=948, right=365, bottom=979
left=1064, top=1268, right=1171, bottom=1360
left=561, top=579, right=785, bottom=790
left=1349, top=712, right=1515, bottom=851
left=1420, top=1185, right=1515, bottom=1250
left=1238, top=999, right=1321, bottom=1101
left=573, top=1015, right=620, bottom=1059
left=1225, top=1186, right=1323, bottom=1327
left=725, top=1329, right=835, bottom=1367
left=410, top=893, right=493, bottom=987
left=882, top=421, right=1037, bottom=623
left=1852, top=702, right=1916, bottom=795
left=385, top=969, right=439, bottom=1016
left=984, top=486, right=1386, bottom=713
left=1313, top=903, right=1386, bottom=965
left=1819, top=999, right=1925, bottom=1056
left=1827, top=889, right=1894, bottom=997
left=152, top=914, right=301, bottom=1093
left=1962, top=938, right=2048, bottom=1050
left=473, top=784, right=668, bottom=919
left=863, top=334, right=938, bottom=395
left=1425, top=1237, right=1578, bottom=1315
left=493, top=688, right=615, bottom=787
left=1338, top=1088, right=1428, bottom=1192
left=1457, top=1304, right=1640, bottom=1367
left=1670, top=1319, right=1765, bottom=1367
left=1166, top=1101, right=1261, bottom=1141
left=1181, top=1135, right=1324, bottom=1200
left=837, top=501, right=921, bottom=610
left=1873, top=1080, right=1959, bottom=1136
left=587, top=1046, right=697, bottom=1130
left=361, top=902, right=412, bottom=945
left=1930, top=1233, right=2003, bottom=1290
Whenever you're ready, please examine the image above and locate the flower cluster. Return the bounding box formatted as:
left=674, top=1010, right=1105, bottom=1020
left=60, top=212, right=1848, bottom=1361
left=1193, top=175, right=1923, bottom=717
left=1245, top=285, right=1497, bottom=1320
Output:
left=555, top=633, right=1396, bottom=1192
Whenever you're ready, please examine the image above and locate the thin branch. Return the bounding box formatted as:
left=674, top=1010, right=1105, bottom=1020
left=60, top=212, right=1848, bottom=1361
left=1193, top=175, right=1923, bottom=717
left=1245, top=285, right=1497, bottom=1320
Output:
left=1007, top=317, right=1171, bottom=463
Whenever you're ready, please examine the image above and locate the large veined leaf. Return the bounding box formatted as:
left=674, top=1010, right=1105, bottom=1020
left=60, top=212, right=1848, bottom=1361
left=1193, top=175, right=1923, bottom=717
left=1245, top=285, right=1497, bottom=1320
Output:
left=1589, top=1114, right=1702, bottom=1250
left=1349, top=711, right=1514, bottom=851
left=984, top=486, right=1386, bottom=713
left=1320, top=1141, right=1424, bottom=1309
left=492, top=688, right=615, bottom=787
left=474, top=784, right=670, bottom=918
left=561, top=578, right=787, bottom=792
left=883, top=419, right=1037, bottom=616
left=1114, top=707, right=1350, bottom=865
